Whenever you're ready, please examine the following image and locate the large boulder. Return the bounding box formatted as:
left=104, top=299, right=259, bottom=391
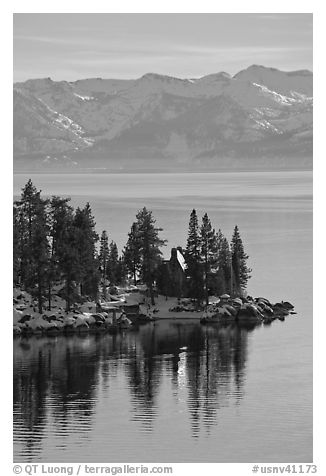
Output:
left=222, top=304, right=237, bottom=316
left=63, top=316, right=76, bottom=326
left=256, top=297, right=272, bottom=306
left=237, top=303, right=263, bottom=322
left=25, top=316, right=50, bottom=333
left=281, top=301, right=294, bottom=310
left=273, top=303, right=290, bottom=316
left=257, top=301, right=274, bottom=316
left=232, top=297, right=243, bottom=307
left=73, top=315, right=90, bottom=329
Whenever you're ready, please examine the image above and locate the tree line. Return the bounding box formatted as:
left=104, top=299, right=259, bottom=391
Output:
left=13, top=180, right=251, bottom=312
left=183, top=209, right=251, bottom=306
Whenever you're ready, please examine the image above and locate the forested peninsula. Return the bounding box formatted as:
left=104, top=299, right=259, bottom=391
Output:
left=13, top=179, right=295, bottom=336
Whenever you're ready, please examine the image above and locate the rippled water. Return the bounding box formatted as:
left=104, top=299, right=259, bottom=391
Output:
left=13, top=171, right=312, bottom=462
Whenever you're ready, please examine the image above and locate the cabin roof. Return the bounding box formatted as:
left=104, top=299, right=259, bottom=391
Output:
left=176, top=249, right=186, bottom=271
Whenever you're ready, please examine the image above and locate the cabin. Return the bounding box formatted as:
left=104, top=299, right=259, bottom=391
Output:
left=157, top=247, right=187, bottom=298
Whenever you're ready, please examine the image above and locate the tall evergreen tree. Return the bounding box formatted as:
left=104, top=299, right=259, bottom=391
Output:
left=13, top=205, right=20, bottom=286
left=116, top=256, right=127, bottom=285
left=99, top=230, right=109, bottom=298
left=31, top=197, right=50, bottom=313
left=14, top=179, right=42, bottom=289
left=73, top=203, right=99, bottom=299
left=185, top=209, right=203, bottom=303
left=230, top=225, right=252, bottom=296
left=200, top=213, right=218, bottom=306
left=107, top=240, right=119, bottom=286
left=135, top=207, right=166, bottom=305
left=53, top=203, right=78, bottom=311
left=49, top=196, right=73, bottom=255
left=217, top=232, right=232, bottom=294
left=47, top=196, right=73, bottom=309
left=123, top=222, right=142, bottom=285
left=14, top=180, right=51, bottom=312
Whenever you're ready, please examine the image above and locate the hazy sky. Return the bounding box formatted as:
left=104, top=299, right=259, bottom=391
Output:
left=13, top=13, right=313, bottom=82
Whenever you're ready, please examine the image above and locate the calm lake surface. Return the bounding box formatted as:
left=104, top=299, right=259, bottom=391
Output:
left=13, top=171, right=312, bottom=462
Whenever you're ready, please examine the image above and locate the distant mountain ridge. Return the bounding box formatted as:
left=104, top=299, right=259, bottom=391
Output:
left=13, top=65, right=313, bottom=172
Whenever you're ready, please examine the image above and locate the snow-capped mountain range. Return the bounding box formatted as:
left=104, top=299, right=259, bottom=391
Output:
left=13, top=65, right=313, bottom=171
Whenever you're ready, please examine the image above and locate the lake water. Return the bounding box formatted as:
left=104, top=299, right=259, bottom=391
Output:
left=13, top=171, right=313, bottom=462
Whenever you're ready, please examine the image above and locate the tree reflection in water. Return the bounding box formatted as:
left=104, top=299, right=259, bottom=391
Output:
left=13, top=320, right=259, bottom=460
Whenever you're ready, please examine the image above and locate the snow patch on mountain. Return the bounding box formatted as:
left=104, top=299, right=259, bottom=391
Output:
left=37, top=97, right=94, bottom=146
left=252, top=83, right=296, bottom=106
left=73, top=93, right=95, bottom=102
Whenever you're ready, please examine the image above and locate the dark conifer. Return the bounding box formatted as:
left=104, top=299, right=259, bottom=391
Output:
left=107, top=241, right=119, bottom=285
left=230, top=225, right=252, bottom=296
left=99, top=230, right=109, bottom=298
left=48, top=196, right=73, bottom=309
left=200, top=213, right=218, bottom=306
left=31, top=198, right=50, bottom=313
left=123, top=222, right=142, bottom=285
left=217, top=232, right=232, bottom=294
left=116, top=256, right=127, bottom=285
left=54, top=205, right=78, bottom=311
left=185, top=209, right=203, bottom=303
left=14, top=180, right=50, bottom=312
left=13, top=206, right=20, bottom=286
left=14, top=179, right=42, bottom=289
left=73, top=203, right=99, bottom=299
left=135, top=207, right=166, bottom=305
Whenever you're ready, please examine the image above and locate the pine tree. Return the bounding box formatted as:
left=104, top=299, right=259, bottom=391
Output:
left=116, top=256, right=127, bottom=285
left=123, top=222, right=142, bottom=285
left=73, top=203, right=99, bottom=299
left=185, top=209, right=203, bottom=303
left=14, top=180, right=50, bottom=312
left=107, top=241, right=119, bottom=286
left=99, top=230, right=109, bottom=298
left=53, top=203, right=78, bottom=311
left=200, top=213, right=218, bottom=306
left=31, top=198, right=50, bottom=313
left=14, top=182, right=106, bottom=311
left=230, top=225, right=252, bottom=296
left=13, top=205, right=20, bottom=286
left=49, top=196, right=73, bottom=254
left=135, top=207, right=166, bottom=305
left=14, top=179, right=42, bottom=289
left=217, top=232, right=232, bottom=294
left=47, top=196, right=73, bottom=309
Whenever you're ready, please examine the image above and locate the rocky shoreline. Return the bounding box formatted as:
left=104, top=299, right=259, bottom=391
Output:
left=200, top=294, right=296, bottom=325
left=13, top=287, right=295, bottom=337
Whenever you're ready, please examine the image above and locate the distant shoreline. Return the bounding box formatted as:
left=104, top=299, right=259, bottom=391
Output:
left=13, top=167, right=313, bottom=175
